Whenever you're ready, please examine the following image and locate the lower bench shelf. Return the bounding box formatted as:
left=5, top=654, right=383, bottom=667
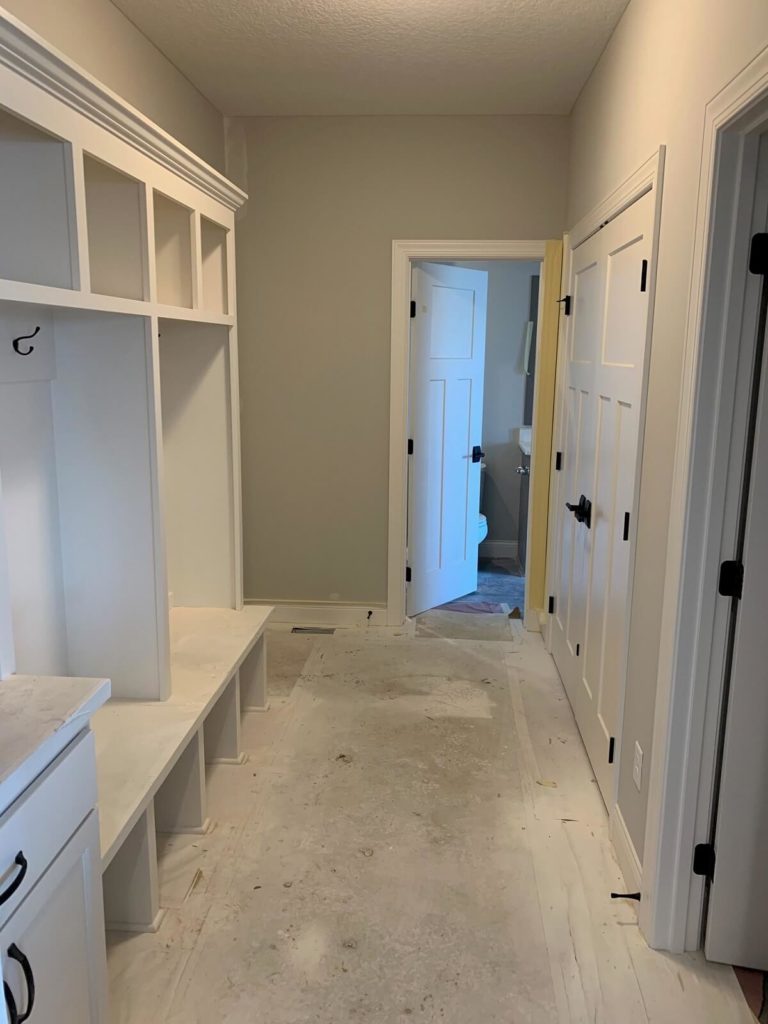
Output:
left=92, top=605, right=273, bottom=932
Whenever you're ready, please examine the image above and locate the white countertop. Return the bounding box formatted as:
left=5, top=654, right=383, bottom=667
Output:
left=0, top=674, right=111, bottom=815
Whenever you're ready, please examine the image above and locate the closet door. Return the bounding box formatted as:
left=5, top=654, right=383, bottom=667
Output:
left=550, top=190, right=655, bottom=802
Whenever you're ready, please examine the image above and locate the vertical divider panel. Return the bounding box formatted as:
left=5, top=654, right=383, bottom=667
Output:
left=228, top=324, right=244, bottom=609
left=191, top=211, right=204, bottom=311
left=0, top=470, right=16, bottom=678
left=204, top=674, right=243, bottom=763
left=65, top=143, right=86, bottom=293
left=102, top=804, right=164, bottom=933
left=145, top=195, right=158, bottom=305
left=240, top=636, right=268, bottom=711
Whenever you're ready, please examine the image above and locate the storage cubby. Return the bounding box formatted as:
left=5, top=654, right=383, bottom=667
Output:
left=201, top=217, right=229, bottom=314
left=0, top=109, right=75, bottom=289
left=83, top=155, right=147, bottom=301
left=153, top=192, right=193, bottom=307
left=159, top=319, right=235, bottom=609
left=0, top=302, right=168, bottom=697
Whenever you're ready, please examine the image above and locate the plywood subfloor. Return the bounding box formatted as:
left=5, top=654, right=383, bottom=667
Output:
left=107, top=626, right=752, bottom=1023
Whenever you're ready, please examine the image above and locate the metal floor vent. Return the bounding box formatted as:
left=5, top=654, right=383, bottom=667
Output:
left=291, top=626, right=336, bottom=635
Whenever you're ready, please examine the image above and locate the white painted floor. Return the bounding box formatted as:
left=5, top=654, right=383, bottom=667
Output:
left=108, top=624, right=753, bottom=1023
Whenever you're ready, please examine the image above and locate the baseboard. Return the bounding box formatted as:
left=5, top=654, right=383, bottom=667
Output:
left=610, top=805, right=643, bottom=897
left=479, top=539, right=519, bottom=559
left=245, top=600, right=389, bottom=628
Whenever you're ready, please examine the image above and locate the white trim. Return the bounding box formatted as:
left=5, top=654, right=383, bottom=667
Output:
left=0, top=8, right=246, bottom=211
left=247, top=600, right=389, bottom=628
left=642, top=49, right=768, bottom=953
left=611, top=806, right=643, bottom=897
left=388, top=240, right=548, bottom=626
left=479, top=539, right=519, bottom=560
left=568, top=151, right=662, bottom=250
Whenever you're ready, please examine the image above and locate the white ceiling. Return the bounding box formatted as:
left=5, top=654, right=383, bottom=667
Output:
left=112, top=0, right=630, bottom=116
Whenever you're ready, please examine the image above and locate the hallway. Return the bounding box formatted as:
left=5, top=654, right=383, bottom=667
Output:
left=108, top=626, right=751, bottom=1023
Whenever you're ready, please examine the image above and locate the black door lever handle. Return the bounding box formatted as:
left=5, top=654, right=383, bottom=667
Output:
left=471, top=445, right=485, bottom=463
left=566, top=495, right=592, bottom=529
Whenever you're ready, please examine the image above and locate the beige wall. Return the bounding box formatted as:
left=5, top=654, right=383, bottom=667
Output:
left=3, top=0, right=224, bottom=168
left=569, top=0, right=768, bottom=860
left=233, top=115, right=568, bottom=605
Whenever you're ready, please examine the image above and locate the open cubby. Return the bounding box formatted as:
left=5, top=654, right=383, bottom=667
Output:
left=0, top=302, right=168, bottom=698
left=83, top=155, right=147, bottom=301
left=201, top=217, right=229, bottom=314
left=159, top=320, right=235, bottom=609
left=0, top=109, right=75, bottom=289
left=154, top=192, right=193, bottom=308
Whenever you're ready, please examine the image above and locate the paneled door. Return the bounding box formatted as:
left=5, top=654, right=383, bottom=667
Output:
left=407, top=263, right=488, bottom=617
left=550, top=190, right=655, bottom=802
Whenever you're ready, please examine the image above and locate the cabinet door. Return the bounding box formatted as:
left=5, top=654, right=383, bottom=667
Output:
left=1, top=812, right=106, bottom=1024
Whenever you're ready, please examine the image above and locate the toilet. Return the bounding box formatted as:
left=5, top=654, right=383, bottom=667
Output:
left=478, top=462, right=489, bottom=543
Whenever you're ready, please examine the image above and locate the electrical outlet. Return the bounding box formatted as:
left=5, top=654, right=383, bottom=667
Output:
left=633, top=741, right=643, bottom=791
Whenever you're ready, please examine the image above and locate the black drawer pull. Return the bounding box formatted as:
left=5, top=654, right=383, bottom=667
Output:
left=6, top=944, right=35, bottom=1023
left=0, top=853, right=27, bottom=906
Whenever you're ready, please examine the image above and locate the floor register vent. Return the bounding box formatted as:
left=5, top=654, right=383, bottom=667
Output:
left=291, top=626, right=336, bottom=635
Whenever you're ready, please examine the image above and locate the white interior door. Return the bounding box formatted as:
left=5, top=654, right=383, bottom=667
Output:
left=550, top=190, right=654, bottom=802
left=704, top=239, right=768, bottom=970
left=407, top=263, right=488, bottom=617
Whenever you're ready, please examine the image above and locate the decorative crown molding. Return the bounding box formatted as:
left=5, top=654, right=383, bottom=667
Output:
left=0, top=9, right=247, bottom=211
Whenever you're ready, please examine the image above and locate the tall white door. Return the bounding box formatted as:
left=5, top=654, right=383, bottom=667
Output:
left=704, top=237, right=768, bottom=970
left=550, top=190, right=655, bottom=802
left=407, top=263, right=488, bottom=617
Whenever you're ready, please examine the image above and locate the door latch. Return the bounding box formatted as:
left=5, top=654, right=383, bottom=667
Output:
left=566, top=494, right=592, bottom=529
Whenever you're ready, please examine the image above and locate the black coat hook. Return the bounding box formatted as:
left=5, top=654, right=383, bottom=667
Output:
left=12, top=326, right=40, bottom=356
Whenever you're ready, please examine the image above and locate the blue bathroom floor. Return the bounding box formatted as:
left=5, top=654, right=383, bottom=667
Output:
left=438, top=557, right=525, bottom=615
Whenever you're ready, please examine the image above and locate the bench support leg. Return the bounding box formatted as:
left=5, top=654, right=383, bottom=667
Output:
left=102, top=804, right=165, bottom=933
left=240, top=635, right=269, bottom=711
left=204, top=674, right=244, bottom=763
left=154, top=728, right=210, bottom=834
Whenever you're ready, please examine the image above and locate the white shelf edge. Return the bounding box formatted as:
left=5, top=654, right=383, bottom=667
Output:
left=0, top=278, right=235, bottom=326
left=0, top=7, right=247, bottom=212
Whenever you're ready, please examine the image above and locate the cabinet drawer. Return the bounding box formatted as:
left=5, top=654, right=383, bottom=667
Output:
left=0, top=730, right=97, bottom=929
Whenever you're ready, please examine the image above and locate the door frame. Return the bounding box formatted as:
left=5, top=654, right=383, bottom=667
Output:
left=642, top=51, right=768, bottom=953
left=387, top=240, right=548, bottom=626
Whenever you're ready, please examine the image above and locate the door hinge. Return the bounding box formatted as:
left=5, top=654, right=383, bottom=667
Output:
left=718, top=560, right=744, bottom=600
left=693, top=842, right=716, bottom=879
left=749, top=233, right=768, bottom=276
left=576, top=642, right=580, bottom=657
left=405, top=566, right=412, bottom=583
left=548, top=595, right=555, bottom=614
left=640, top=259, right=649, bottom=292
left=623, top=511, right=630, bottom=542
left=407, top=438, right=414, bottom=455
left=555, top=451, right=562, bottom=471
left=557, top=295, right=572, bottom=316
left=410, top=299, right=417, bottom=318
left=608, top=737, right=616, bottom=764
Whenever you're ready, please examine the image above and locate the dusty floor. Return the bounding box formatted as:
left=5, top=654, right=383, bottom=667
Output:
left=108, top=624, right=753, bottom=1023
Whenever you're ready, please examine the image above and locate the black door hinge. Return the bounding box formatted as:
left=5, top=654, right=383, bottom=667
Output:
left=623, top=511, right=630, bottom=542
left=548, top=595, right=555, bottom=614
left=410, top=300, right=417, bottom=318
left=749, top=233, right=768, bottom=276
left=576, top=642, right=580, bottom=657
left=608, top=737, right=616, bottom=764
left=555, top=451, right=562, bottom=471
left=693, top=842, right=716, bottom=879
left=557, top=295, right=572, bottom=316
left=640, top=259, right=649, bottom=292
left=405, top=566, right=412, bottom=583
left=718, top=560, right=744, bottom=600
left=407, top=438, right=414, bottom=455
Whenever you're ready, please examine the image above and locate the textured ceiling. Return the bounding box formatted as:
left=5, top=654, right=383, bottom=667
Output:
left=111, top=0, right=630, bottom=116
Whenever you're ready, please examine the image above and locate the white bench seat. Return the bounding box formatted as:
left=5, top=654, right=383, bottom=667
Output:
left=92, top=605, right=273, bottom=932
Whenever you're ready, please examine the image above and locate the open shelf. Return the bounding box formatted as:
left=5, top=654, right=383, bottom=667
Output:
left=0, top=110, right=75, bottom=290
left=159, top=319, right=235, bottom=610
left=0, top=301, right=167, bottom=699
left=83, top=155, right=147, bottom=301
left=201, top=217, right=229, bottom=314
left=154, top=192, right=193, bottom=308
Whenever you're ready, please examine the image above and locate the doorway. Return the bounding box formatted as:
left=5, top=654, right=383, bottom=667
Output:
left=406, top=258, right=540, bottom=628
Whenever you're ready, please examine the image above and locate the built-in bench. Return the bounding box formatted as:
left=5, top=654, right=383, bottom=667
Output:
left=92, top=606, right=273, bottom=932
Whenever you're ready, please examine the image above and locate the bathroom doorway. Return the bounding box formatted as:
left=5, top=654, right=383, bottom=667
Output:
left=406, top=257, right=541, bottom=626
